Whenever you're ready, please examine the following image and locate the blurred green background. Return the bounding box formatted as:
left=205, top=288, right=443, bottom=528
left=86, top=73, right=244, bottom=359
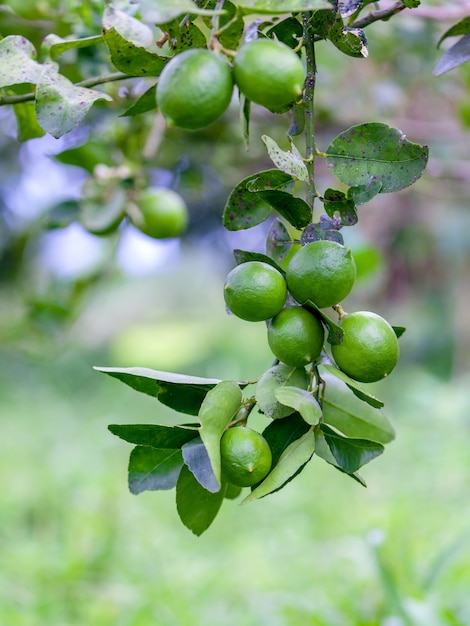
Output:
left=1, top=2, right=470, bottom=624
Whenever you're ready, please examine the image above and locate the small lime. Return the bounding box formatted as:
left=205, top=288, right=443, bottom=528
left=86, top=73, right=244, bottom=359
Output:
left=224, top=261, right=287, bottom=322
left=331, top=311, right=399, bottom=383
left=220, top=426, right=272, bottom=487
left=233, top=39, right=305, bottom=109
left=157, top=49, right=233, bottom=130
left=132, top=188, right=188, bottom=239
left=286, top=240, right=356, bottom=308
left=267, top=306, right=325, bottom=368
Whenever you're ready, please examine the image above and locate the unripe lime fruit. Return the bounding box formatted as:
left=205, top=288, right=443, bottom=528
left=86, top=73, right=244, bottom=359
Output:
left=132, top=188, right=188, bottom=239
left=233, top=39, right=305, bottom=109
left=220, top=426, right=272, bottom=487
left=224, top=261, right=287, bottom=322
left=286, top=240, right=356, bottom=308
left=331, top=311, right=399, bottom=383
left=157, top=49, right=233, bottom=130
left=267, top=306, right=325, bottom=368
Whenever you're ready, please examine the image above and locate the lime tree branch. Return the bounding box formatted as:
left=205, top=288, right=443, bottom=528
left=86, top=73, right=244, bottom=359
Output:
left=350, top=2, right=407, bottom=29
left=0, top=71, right=139, bottom=106
left=302, top=12, right=317, bottom=208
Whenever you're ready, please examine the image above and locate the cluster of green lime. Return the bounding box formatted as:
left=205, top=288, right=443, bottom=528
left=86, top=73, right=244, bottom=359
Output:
left=223, top=239, right=400, bottom=384
left=157, top=39, right=306, bottom=131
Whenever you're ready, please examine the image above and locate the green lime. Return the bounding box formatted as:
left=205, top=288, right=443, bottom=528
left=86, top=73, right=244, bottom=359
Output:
left=267, top=306, right=325, bottom=368
left=132, top=188, right=188, bottom=239
left=233, top=38, right=305, bottom=109
left=157, top=49, right=234, bottom=130
left=331, top=311, right=400, bottom=383
left=224, top=261, right=287, bottom=322
left=286, top=240, right=356, bottom=308
left=220, top=426, right=272, bottom=487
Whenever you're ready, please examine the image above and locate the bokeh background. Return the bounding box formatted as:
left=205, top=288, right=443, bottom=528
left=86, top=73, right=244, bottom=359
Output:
left=1, top=2, right=470, bottom=624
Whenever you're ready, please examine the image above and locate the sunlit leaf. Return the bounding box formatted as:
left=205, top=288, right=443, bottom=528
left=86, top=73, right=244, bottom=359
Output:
left=326, top=123, right=429, bottom=193
left=13, top=101, right=45, bottom=141
left=41, top=34, right=103, bottom=60
left=275, top=386, right=322, bottom=425
left=256, top=363, right=310, bottom=420
left=0, top=36, right=42, bottom=88
left=320, top=364, right=384, bottom=409
left=176, top=465, right=226, bottom=536
left=262, top=135, right=309, bottom=182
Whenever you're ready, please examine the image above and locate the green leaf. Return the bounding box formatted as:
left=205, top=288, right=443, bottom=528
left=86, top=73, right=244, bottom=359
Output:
left=434, top=34, right=470, bottom=77
left=438, top=17, right=470, bottom=48
left=329, top=24, right=368, bottom=58
left=326, top=122, right=429, bottom=193
left=274, top=386, right=322, bottom=425
left=323, top=188, right=357, bottom=226
left=262, top=412, right=311, bottom=467
left=233, top=249, right=285, bottom=275
left=392, top=325, right=406, bottom=339
left=202, top=1, right=244, bottom=50
left=322, top=424, right=384, bottom=473
left=314, top=430, right=367, bottom=487
left=41, top=34, right=103, bottom=60
left=182, top=437, right=220, bottom=493
left=139, top=0, right=224, bottom=23
left=120, top=84, right=157, bottom=116
left=256, top=363, right=310, bottom=420
left=94, top=367, right=227, bottom=416
left=321, top=372, right=395, bottom=444
left=222, top=170, right=294, bottom=231
left=43, top=200, right=81, bottom=229
left=402, top=0, right=420, bottom=7
left=108, top=424, right=198, bottom=448
left=0, top=36, right=42, bottom=88
left=320, top=364, right=384, bottom=409
left=234, top=0, right=328, bottom=13
left=262, top=135, right=309, bottom=182
left=303, top=301, right=343, bottom=345
left=242, top=430, right=315, bottom=503
left=103, top=6, right=157, bottom=48
left=103, top=28, right=169, bottom=76
left=198, top=380, right=242, bottom=488
left=300, top=215, right=344, bottom=245
left=164, top=19, right=207, bottom=53
left=128, top=445, right=184, bottom=494
left=176, top=464, right=226, bottom=536
left=347, top=180, right=382, bottom=205
left=13, top=101, right=46, bottom=142
left=265, top=218, right=299, bottom=267
left=257, top=190, right=312, bottom=230
left=35, top=63, right=112, bottom=139
left=54, top=141, right=114, bottom=172
left=267, top=16, right=304, bottom=49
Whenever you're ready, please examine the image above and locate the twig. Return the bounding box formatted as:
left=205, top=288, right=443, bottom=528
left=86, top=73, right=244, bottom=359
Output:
left=351, top=2, right=406, bottom=29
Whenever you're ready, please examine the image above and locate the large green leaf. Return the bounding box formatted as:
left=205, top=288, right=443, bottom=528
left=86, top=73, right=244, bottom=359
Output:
left=322, top=424, right=384, bottom=473
left=314, top=430, right=367, bottom=487
left=198, top=381, right=242, bottom=488
left=256, top=363, right=310, bottom=420
left=0, top=36, right=43, bottom=88
left=321, top=373, right=395, bottom=444
left=103, top=28, right=169, bottom=76
left=41, top=34, right=103, bottom=61
left=95, top=367, right=225, bottom=416
left=35, top=63, right=112, bottom=139
left=242, top=430, right=315, bottom=503
left=139, top=0, right=223, bottom=23
left=128, top=446, right=184, bottom=494
left=274, top=386, right=322, bottom=426
left=256, top=191, right=312, bottom=230
left=320, top=364, right=384, bottom=409
left=108, top=424, right=198, bottom=448
left=181, top=437, right=220, bottom=493
left=176, top=465, right=226, bottom=536
left=223, top=170, right=294, bottom=231
left=262, top=412, right=311, bottom=467
left=326, top=123, right=428, bottom=193
left=262, top=135, right=309, bottom=182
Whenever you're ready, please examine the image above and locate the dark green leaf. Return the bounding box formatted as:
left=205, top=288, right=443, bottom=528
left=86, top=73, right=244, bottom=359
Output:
left=320, top=364, right=384, bottom=409
left=94, top=366, right=225, bottom=416
left=326, top=122, right=429, bottom=193
left=322, top=424, right=384, bottom=473
left=262, top=412, right=311, bottom=466
left=245, top=169, right=295, bottom=193
left=224, top=483, right=243, bottom=500
left=108, top=424, right=198, bottom=447
left=164, top=21, right=207, bottom=53
left=402, top=0, right=420, bottom=7
left=233, top=249, right=285, bottom=275
left=35, top=63, right=112, bottom=139
left=257, top=190, right=312, bottom=230
left=438, top=17, right=470, bottom=48
left=300, top=216, right=344, bottom=245
left=128, top=445, right=184, bottom=494
left=176, top=464, right=225, bottom=536
left=182, top=437, right=220, bottom=493
left=329, top=24, right=368, bottom=58
left=41, top=34, right=103, bottom=60
left=303, top=301, right=343, bottom=345
left=274, top=386, right=322, bottom=425
left=0, top=36, right=42, bottom=88
left=434, top=34, right=470, bottom=77
left=262, top=135, right=309, bottom=182
left=203, top=1, right=244, bottom=50
left=309, top=8, right=337, bottom=39
left=321, top=372, right=395, bottom=443
left=13, top=101, right=46, bottom=142
left=314, top=430, right=367, bottom=487
left=392, top=325, right=406, bottom=339
left=256, top=363, right=310, bottom=420
left=266, top=16, right=303, bottom=49
left=120, top=84, right=157, bottom=117
left=323, top=188, right=357, bottom=226
left=198, top=381, right=242, bottom=487
left=139, top=0, right=224, bottom=23
left=242, top=430, right=315, bottom=503
left=103, top=27, right=169, bottom=76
